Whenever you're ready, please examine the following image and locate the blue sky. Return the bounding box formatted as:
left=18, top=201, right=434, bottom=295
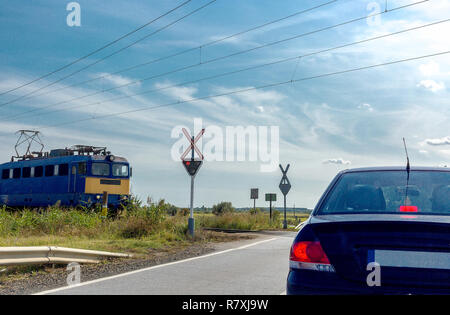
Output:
left=0, top=0, right=449, bottom=208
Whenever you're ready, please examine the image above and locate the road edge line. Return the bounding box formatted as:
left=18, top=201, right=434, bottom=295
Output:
left=34, top=237, right=278, bottom=295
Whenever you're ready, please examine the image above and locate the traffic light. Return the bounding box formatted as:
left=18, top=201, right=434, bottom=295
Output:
left=182, top=159, right=202, bottom=177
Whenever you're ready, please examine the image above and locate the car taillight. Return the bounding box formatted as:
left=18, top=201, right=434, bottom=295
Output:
left=290, top=241, right=330, bottom=264
left=289, top=241, right=335, bottom=272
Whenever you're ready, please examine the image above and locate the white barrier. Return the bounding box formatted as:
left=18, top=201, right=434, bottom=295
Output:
left=0, top=246, right=132, bottom=266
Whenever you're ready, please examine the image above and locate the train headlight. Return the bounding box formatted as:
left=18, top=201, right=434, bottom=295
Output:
left=107, top=155, right=115, bottom=162
left=96, top=195, right=101, bottom=200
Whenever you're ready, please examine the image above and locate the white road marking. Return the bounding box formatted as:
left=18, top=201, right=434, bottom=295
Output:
left=34, top=237, right=279, bottom=295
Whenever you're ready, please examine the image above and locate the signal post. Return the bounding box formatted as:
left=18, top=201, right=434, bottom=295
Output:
left=180, top=128, right=205, bottom=238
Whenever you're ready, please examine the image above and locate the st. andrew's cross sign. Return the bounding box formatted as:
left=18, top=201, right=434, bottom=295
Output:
left=279, top=164, right=291, bottom=229
left=180, top=128, right=205, bottom=177
left=279, top=164, right=291, bottom=196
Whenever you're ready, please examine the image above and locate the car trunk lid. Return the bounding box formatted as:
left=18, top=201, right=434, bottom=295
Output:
left=310, top=214, right=450, bottom=288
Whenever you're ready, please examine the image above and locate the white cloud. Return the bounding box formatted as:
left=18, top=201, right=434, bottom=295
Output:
left=96, top=73, right=140, bottom=88
left=425, top=136, right=450, bottom=146
left=419, top=61, right=440, bottom=76
left=322, top=158, right=351, bottom=165
left=417, top=80, right=445, bottom=92
left=357, top=103, right=374, bottom=112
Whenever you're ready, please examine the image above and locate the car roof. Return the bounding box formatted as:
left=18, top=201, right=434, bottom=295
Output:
left=339, top=166, right=450, bottom=174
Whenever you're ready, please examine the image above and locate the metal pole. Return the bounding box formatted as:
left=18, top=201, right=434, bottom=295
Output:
left=188, top=136, right=195, bottom=238
left=188, top=176, right=195, bottom=237
left=101, top=191, right=108, bottom=218
left=283, top=195, right=287, bottom=229
left=253, top=198, right=256, bottom=211
left=269, top=199, right=272, bottom=221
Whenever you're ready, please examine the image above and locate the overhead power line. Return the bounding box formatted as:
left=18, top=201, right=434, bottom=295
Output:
left=36, top=50, right=450, bottom=130
left=5, top=0, right=340, bottom=106
left=4, top=17, right=447, bottom=123
left=1, top=0, right=430, bottom=120
left=0, top=0, right=193, bottom=97
left=0, top=0, right=218, bottom=107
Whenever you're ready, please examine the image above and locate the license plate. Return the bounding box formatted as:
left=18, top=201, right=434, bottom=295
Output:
left=368, top=249, right=450, bottom=270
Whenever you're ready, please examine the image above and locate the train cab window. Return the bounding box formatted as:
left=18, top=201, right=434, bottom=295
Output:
left=23, top=167, right=31, bottom=178
left=92, top=163, right=110, bottom=176
left=1, top=169, right=9, bottom=179
left=45, top=165, right=55, bottom=177
left=78, top=162, right=87, bottom=175
left=54, top=165, right=59, bottom=176
left=13, top=168, right=21, bottom=179
left=112, top=164, right=129, bottom=177
left=59, top=164, right=69, bottom=176
left=34, top=166, right=43, bottom=177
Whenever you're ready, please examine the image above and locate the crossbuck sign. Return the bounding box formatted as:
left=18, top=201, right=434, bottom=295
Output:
left=279, top=164, right=291, bottom=229
left=181, top=128, right=205, bottom=177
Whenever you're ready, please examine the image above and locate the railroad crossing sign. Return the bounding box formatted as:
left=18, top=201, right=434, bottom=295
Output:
left=181, top=128, right=205, bottom=177
left=279, top=164, right=291, bottom=196
left=180, top=128, right=205, bottom=238
left=180, top=128, right=204, bottom=161
left=279, top=164, right=291, bottom=229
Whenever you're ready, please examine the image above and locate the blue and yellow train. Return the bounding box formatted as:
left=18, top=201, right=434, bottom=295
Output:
left=0, top=145, right=131, bottom=208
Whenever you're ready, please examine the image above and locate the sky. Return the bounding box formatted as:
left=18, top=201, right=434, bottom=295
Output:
left=0, top=0, right=449, bottom=209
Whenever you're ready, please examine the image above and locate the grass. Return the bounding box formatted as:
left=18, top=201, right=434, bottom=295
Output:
left=0, top=201, right=311, bottom=283
left=195, top=211, right=310, bottom=231
left=0, top=201, right=311, bottom=254
left=0, top=202, right=191, bottom=255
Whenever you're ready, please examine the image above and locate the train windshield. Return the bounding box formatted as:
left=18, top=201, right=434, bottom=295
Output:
left=112, top=163, right=129, bottom=177
left=91, top=163, right=110, bottom=176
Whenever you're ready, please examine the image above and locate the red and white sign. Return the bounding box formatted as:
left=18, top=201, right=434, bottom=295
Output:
left=180, top=128, right=205, bottom=161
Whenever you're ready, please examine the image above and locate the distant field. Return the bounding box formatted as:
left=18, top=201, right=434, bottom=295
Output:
left=195, top=210, right=309, bottom=230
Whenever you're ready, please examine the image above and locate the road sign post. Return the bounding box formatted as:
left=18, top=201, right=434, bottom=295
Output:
left=265, top=193, right=276, bottom=221
left=101, top=191, right=108, bottom=218
left=250, top=188, right=259, bottom=211
left=279, top=164, right=291, bottom=229
left=181, top=128, right=205, bottom=238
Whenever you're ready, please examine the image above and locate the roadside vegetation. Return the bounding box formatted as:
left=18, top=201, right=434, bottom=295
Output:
left=0, top=199, right=308, bottom=254
left=0, top=199, right=310, bottom=284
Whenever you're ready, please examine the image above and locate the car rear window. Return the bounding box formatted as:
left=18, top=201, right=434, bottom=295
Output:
left=317, top=171, right=450, bottom=215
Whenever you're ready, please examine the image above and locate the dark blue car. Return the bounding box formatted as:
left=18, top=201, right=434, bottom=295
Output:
left=287, top=167, right=450, bottom=295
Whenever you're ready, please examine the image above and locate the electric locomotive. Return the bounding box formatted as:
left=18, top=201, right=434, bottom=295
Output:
left=0, top=145, right=131, bottom=208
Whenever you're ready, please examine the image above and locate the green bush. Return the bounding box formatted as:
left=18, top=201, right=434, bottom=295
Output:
left=249, top=207, right=261, bottom=215
left=212, top=202, right=235, bottom=216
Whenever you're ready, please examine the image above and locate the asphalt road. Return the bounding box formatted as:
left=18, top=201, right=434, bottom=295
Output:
left=37, top=232, right=296, bottom=295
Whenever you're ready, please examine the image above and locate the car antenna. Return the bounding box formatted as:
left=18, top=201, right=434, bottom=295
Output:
left=403, top=137, right=410, bottom=174
left=403, top=137, right=411, bottom=205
